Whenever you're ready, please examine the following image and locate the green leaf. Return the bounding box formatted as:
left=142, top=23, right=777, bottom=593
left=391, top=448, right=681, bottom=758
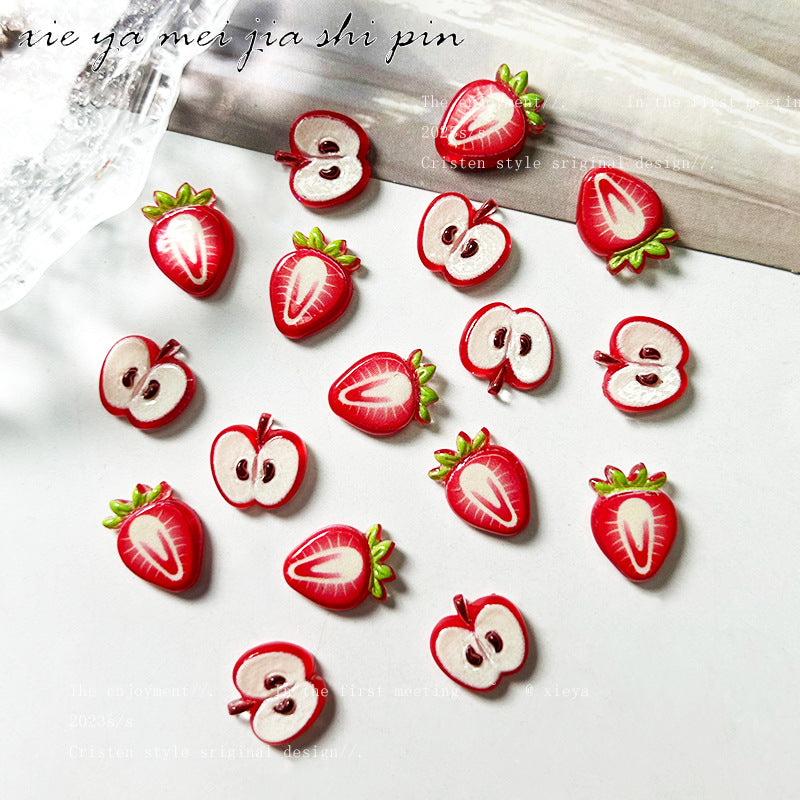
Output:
left=410, top=349, right=422, bottom=368
left=146, top=484, right=163, bottom=503
left=419, top=386, right=438, bottom=405
left=657, top=228, right=676, bottom=240
left=292, top=231, right=308, bottom=248
left=472, top=429, right=487, bottom=451
left=520, top=92, right=543, bottom=110
left=193, top=188, right=213, bottom=206
left=176, top=183, right=193, bottom=205
left=370, top=581, right=386, bottom=600
left=510, top=70, right=528, bottom=95
left=497, top=64, right=511, bottom=84
left=632, top=466, right=649, bottom=486
left=607, top=468, right=627, bottom=488
left=416, top=364, right=435, bottom=384
left=629, top=250, right=644, bottom=270
left=649, top=474, right=668, bottom=490
left=418, top=405, right=431, bottom=423
left=109, top=500, right=132, bottom=516
left=337, top=253, right=358, bottom=267
left=434, top=452, right=459, bottom=466
left=456, top=434, right=469, bottom=456
left=374, top=564, right=393, bottom=581
left=308, top=227, right=324, bottom=250
left=429, top=465, right=450, bottom=481
left=366, top=524, right=380, bottom=547
left=141, top=205, right=161, bottom=220
left=644, top=240, right=667, bottom=256
left=102, top=516, right=122, bottom=529
left=154, top=190, right=176, bottom=210
left=608, top=254, right=625, bottom=272
left=372, top=541, right=392, bottom=560
left=525, top=110, right=545, bottom=129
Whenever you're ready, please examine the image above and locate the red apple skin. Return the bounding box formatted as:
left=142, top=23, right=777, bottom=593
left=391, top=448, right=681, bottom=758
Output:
left=228, top=642, right=326, bottom=746
left=430, top=594, right=528, bottom=692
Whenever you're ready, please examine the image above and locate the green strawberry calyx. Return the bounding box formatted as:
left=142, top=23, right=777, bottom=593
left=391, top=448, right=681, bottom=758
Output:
left=293, top=227, right=361, bottom=271
left=428, top=427, right=490, bottom=482
left=496, top=64, right=545, bottom=134
left=409, top=349, right=438, bottom=424
left=590, top=463, right=667, bottom=496
left=141, top=183, right=216, bottom=222
left=607, top=228, right=678, bottom=274
left=102, top=482, right=172, bottom=528
left=365, top=524, right=396, bottom=601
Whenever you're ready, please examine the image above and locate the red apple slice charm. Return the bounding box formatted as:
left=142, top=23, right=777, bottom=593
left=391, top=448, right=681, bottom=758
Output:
left=431, top=594, right=528, bottom=692
left=102, top=482, right=204, bottom=592
left=576, top=167, right=677, bottom=274
left=274, top=110, right=371, bottom=207
left=594, top=316, right=689, bottom=413
left=417, top=193, right=511, bottom=286
left=142, top=183, right=234, bottom=297
left=460, top=302, right=553, bottom=394
left=589, top=464, right=678, bottom=581
left=211, top=413, right=307, bottom=509
left=270, top=228, right=360, bottom=338
left=99, top=336, right=195, bottom=429
left=328, top=349, right=438, bottom=435
left=284, top=524, right=395, bottom=611
left=228, top=642, right=327, bottom=745
left=436, top=64, right=545, bottom=169
left=429, top=428, right=530, bottom=536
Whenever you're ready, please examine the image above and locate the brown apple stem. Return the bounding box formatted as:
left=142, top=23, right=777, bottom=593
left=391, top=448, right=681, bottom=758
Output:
left=453, top=594, right=471, bottom=625
left=227, top=698, right=257, bottom=716
left=274, top=150, right=307, bottom=167
left=593, top=350, right=621, bottom=366
left=157, top=339, right=182, bottom=361
left=257, top=413, right=273, bottom=445
left=473, top=199, right=498, bottom=223
left=488, top=362, right=507, bottom=395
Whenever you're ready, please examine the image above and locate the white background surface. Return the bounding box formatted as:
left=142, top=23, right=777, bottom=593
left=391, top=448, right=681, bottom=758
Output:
left=2, top=131, right=799, bottom=798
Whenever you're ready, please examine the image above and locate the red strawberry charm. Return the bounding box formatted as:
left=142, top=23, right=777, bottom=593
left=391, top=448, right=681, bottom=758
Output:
left=274, top=110, right=371, bottom=207
left=328, top=349, right=438, bottom=435
left=429, top=428, right=530, bottom=536
left=589, top=464, right=678, bottom=581
left=436, top=64, right=545, bottom=169
left=270, top=228, right=360, bottom=339
left=284, top=524, right=395, bottom=611
left=99, top=335, right=195, bottom=430
left=142, top=183, right=234, bottom=296
left=417, top=193, right=511, bottom=286
left=102, top=482, right=204, bottom=592
left=594, top=317, right=689, bottom=413
left=576, top=168, right=677, bottom=274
